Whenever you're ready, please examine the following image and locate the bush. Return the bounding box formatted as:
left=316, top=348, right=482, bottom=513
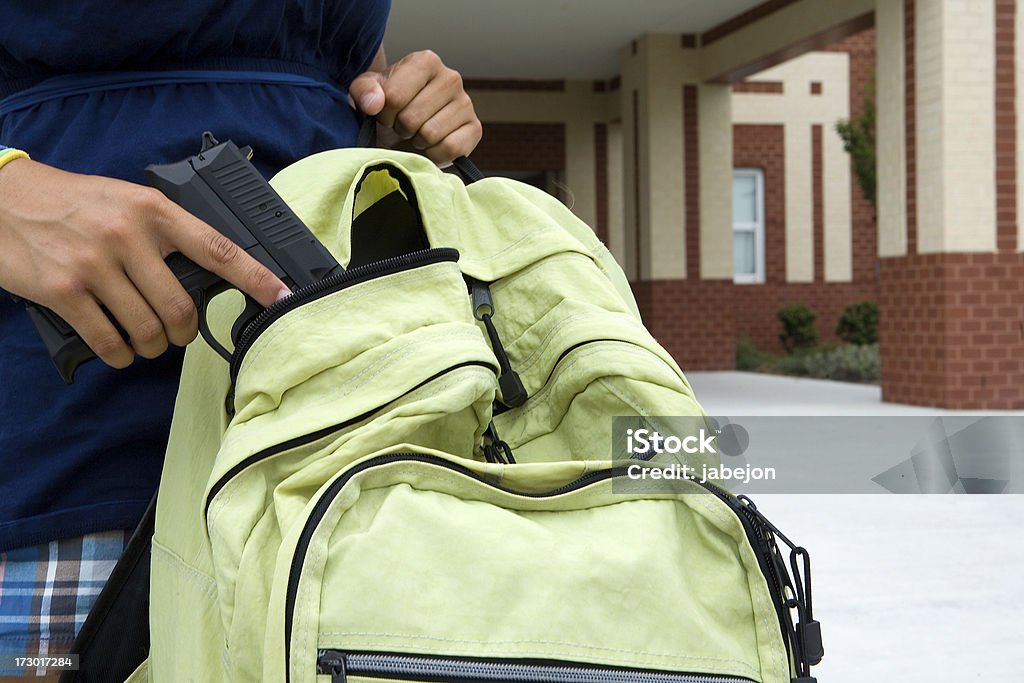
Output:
left=836, top=301, right=879, bottom=345
left=803, top=343, right=880, bottom=383
left=771, top=352, right=813, bottom=376
left=777, top=303, right=818, bottom=353
left=736, top=336, right=767, bottom=370
left=836, top=77, right=877, bottom=213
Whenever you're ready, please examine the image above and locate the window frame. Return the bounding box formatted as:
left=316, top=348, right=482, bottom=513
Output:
left=732, top=167, right=766, bottom=285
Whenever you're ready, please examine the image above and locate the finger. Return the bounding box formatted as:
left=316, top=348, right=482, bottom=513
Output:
left=409, top=96, right=476, bottom=151
left=423, top=120, right=484, bottom=165
left=376, top=53, right=441, bottom=131
left=349, top=71, right=386, bottom=116
left=57, top=294, right=134, bottom=369
left=393, top=74, right=467, bottom=143
left=156, top=202, right=289, bottom=307
left=91, top=272, right=169, bottom=359
left=124, top=253, right=199, bottom=348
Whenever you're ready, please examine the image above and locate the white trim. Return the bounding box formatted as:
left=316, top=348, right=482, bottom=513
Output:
left=733, top=168, right=765, bottom=284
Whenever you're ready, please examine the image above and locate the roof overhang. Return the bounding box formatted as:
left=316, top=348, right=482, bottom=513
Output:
left=384, top=0, right=875, bottom=84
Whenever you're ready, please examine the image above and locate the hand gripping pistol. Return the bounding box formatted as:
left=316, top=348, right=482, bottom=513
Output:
left=20, top=133, right=343, bottom=383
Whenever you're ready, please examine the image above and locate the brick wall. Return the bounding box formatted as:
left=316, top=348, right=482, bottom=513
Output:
left=728, top=29, right=879, bottom=356
left=630, top=86, right=736, bottom=372
left=812, top=124, right=825, bottom=282
left=880, top=253, right=1024, bottom=408
left=684, top=85, right=701, bottom=279
left=904, top=0, right=918, bottom=253
left=995, top=0, right=1017, bottom=252
left=732, top=81, right=785, bottom=94
left=468, top=29, right=883, bottom=374
left=827, top=28, right=879, bottom=286
left=633, top=280, right=737, bottom=370
left=732, top=122, right=878, bottom=353
left=470, top=122, right=565, bottom=172
left=878, top=2, right=1023, bottom=408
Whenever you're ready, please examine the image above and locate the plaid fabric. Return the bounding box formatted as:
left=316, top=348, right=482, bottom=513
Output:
left=0, top=531, right=130, bottom=677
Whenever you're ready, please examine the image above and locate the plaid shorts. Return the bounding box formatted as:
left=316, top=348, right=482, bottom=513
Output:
left=0, top=531, right=130, bottom=677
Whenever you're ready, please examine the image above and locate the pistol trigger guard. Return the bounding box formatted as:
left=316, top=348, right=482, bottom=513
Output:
left=194, top=291, right=233, bottom=363
left=230, top=296, right=265, bottom=348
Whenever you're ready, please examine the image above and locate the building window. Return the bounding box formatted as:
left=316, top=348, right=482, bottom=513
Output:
left=732, top=168, right=765, bottom=284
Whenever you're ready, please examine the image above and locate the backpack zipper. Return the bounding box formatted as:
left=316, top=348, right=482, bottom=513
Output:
left=316, top=650, right=753, bottom=683
left=225, top=247, right=461, bottom=413
left=466, top=278, right=528, bottom=408
left=204, top=359, right=498, bottom=518
left=284, top=454, right=815, bottom=682
left=490, top=338, right=664, bottom=419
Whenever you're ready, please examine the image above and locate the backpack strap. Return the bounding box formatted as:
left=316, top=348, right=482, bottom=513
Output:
left=356, top=115, right=484, bottom=184
left=58, top=494, right=155, bottom=683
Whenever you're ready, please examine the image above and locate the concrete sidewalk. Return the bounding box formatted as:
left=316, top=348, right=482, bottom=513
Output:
left=686, top=371, right=1024, bottom=416
left=682, top=372, right=1024, bottom=682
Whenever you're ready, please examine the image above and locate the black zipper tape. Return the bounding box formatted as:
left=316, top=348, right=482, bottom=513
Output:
left=204, top=359, right=497, bottom=518
left=316, top=650, right=755, bottom=683
left=225, top=247, right=460, bottom=413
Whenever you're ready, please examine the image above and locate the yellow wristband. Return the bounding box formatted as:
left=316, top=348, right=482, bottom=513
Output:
left=0, top=148, right=30, bottom=171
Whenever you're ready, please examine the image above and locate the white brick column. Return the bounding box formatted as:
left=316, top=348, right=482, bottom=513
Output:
left=619, top=34, right=700, bottom=281
left=915, top=0, right=996, bottom=253
left=698, top=84, right=735, bottom=280
left=876, top=0, right=907, bottom=257
left=614, top=37, right=737, bottom=283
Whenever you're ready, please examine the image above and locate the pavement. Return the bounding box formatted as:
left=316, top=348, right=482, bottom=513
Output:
left=686, top=371, right=1024, bottom=416
left=682, top=372, right=1024, bottom=682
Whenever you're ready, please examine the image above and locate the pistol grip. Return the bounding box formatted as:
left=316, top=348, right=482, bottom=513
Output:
left=24, top=303, right=95, bottom=384
left=22, top=253, right=216, bottom=383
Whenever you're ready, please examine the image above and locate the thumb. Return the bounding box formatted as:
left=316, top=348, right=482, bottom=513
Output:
left=349, top=71, right=386, bottom=116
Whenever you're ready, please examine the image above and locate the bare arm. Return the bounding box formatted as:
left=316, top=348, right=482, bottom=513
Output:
left=0, top=158, right=289, bottom=369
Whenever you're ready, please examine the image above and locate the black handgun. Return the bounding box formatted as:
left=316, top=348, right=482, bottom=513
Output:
left=23, top=132, right=343, bottom=383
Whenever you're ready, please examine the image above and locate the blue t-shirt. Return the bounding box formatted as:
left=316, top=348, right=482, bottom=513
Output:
left=0, top=0, right=391, bottom=551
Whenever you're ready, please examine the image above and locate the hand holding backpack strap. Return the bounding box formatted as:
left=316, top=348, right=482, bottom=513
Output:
left=356, top=115, right=483, bottom=184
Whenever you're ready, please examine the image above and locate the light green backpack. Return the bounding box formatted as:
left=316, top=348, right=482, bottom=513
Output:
left=80, top=148, right=822, bottom=682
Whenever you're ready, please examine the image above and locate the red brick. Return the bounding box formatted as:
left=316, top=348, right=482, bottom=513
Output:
left=471, top=123, right=565, bottom=171
left=881, top=251, right=1024, bottom=408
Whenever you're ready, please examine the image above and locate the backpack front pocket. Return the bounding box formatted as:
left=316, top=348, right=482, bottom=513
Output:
left=203, top=252, right=500, bottom=679
left=281, top=455, right=792, bottom=683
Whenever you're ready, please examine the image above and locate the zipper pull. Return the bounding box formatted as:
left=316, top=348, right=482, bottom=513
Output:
left=739, top=497, right=823, bottom=675
left=467, top=278, right=528, bottom=408
left=483, top=421, right=517, bottom=464
left=799, top=618, right=824, bottom=666
left=791, top=547, right=823, bottom=667
left=317, top=650, right=348, bottom=683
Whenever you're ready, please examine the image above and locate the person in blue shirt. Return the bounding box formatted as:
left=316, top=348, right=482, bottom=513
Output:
left=0, top=1, right=480, bottom=675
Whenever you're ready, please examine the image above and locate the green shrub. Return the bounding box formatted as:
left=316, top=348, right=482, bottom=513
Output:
left=736, top=336, right=767, bottom=370
left=836, top=92, right=876, bottom=212
left=777, top=303, right=818, bottom=353
left=772, top=352, right=813, bottom=376
left=803, top=343, right=880, bottom=383
left=836, top=301, right=879, bottom=345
